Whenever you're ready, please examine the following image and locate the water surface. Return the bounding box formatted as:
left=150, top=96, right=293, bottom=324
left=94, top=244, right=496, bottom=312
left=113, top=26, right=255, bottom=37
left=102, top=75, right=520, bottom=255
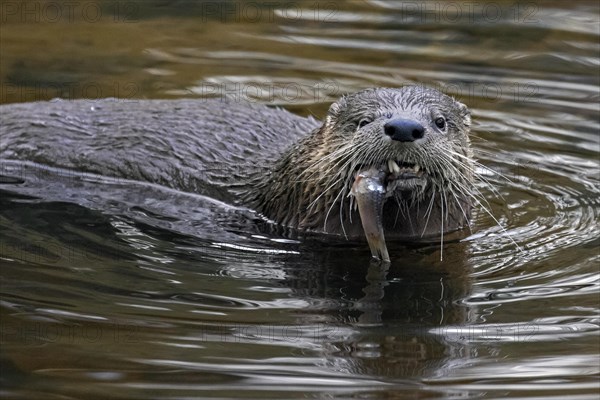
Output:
left=1, top=1, right=599, bottom=399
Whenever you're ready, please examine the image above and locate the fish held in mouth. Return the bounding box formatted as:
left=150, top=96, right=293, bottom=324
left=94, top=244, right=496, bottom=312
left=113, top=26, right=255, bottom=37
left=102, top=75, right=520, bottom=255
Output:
left=350, top=160, right=425, bottom=262
left=351, top=167, right=391, bottom=263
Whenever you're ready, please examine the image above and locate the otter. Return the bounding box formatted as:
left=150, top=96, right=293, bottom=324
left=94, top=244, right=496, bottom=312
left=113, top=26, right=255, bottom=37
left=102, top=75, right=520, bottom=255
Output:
left=0, top=86, right=474, bottom=259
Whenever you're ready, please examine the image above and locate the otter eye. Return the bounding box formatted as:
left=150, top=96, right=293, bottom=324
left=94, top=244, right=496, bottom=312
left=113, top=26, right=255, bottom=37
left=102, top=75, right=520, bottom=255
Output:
left=358, top=118, right=372, bottom=129
left=435, top=117, right=446, bottom=130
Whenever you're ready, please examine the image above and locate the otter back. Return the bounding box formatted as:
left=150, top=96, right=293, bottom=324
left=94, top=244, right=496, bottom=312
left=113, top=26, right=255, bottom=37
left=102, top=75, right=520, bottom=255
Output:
left=0, top=98, right=320, bottom=203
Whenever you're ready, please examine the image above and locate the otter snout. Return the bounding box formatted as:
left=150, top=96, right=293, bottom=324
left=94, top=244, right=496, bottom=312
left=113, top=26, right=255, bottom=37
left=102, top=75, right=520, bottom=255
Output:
left=384, top=119, right=425, bottom=142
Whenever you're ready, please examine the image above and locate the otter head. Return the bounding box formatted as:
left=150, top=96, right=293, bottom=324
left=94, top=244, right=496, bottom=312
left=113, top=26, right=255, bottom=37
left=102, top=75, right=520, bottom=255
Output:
left=323, top=86, right=472, bottom=198
left=253, top=86, right=474, bottom=243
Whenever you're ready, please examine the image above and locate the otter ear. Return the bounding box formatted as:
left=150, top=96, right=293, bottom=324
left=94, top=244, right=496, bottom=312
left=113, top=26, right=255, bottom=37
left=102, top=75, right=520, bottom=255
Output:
left=456, top=100, right=471, bottom=127
left=327, top=97, right=344, bottom=117
left=323, top=96, right=345, bottom=129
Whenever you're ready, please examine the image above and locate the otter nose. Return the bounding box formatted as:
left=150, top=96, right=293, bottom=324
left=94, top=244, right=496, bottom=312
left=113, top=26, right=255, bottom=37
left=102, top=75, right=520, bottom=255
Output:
left=384, top=119, right=425, bottom=142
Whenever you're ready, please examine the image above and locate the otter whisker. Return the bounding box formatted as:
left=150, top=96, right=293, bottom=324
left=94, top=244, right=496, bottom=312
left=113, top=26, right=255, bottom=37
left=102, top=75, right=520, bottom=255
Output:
left=449, top=149, right=513, bottom=184
left=448, top=184, right=472, bottom=234
left=448, top=177, right=523, bottom=253
left=323, top=181, right=349, bottom=238
left=339, top=181, right=353, bottom=238
left=393, top=196, right=402, bottom=227
left=440, top=191, right=444, bottom=261
left=421, top=187, right=437, bottom=237
left=307, top=175, right=344, bottom=210
left=298, top=142, right=357, bottom=180
left=304, top=145, right=374, bottom=210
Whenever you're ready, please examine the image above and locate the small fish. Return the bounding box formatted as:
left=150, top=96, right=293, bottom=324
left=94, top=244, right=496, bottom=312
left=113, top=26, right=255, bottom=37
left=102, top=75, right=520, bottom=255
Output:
left=351, top=167, right=390, bottom=263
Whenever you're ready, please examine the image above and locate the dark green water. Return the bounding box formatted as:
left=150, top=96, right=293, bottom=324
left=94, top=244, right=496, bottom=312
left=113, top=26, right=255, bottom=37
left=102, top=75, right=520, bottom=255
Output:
left=1, top=1, right=599, bottom=399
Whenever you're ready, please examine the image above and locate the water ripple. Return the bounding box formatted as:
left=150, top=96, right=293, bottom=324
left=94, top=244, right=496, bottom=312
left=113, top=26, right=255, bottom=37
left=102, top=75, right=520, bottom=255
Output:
left=1, top=1, right=599, bottom=398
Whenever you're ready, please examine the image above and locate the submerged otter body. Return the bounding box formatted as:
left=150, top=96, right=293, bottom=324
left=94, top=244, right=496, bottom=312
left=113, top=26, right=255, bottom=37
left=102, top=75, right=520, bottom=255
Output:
left=0, top=87, right=474, bottom=243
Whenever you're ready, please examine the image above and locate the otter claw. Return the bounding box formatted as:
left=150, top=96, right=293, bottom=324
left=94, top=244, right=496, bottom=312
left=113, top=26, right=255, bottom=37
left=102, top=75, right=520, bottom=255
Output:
left=351, top=167, right=391, bottom=263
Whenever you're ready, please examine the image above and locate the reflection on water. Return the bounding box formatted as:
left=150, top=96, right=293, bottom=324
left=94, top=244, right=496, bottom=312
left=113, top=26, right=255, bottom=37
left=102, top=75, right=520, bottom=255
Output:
left=1, top=1, right=599, bottom=399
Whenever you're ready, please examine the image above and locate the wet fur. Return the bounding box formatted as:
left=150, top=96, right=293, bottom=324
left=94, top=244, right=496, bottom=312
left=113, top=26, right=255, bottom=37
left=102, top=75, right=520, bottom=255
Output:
left=1, top=86, right=474, bottom=242
left=247, top=86, right=474, bottom=241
